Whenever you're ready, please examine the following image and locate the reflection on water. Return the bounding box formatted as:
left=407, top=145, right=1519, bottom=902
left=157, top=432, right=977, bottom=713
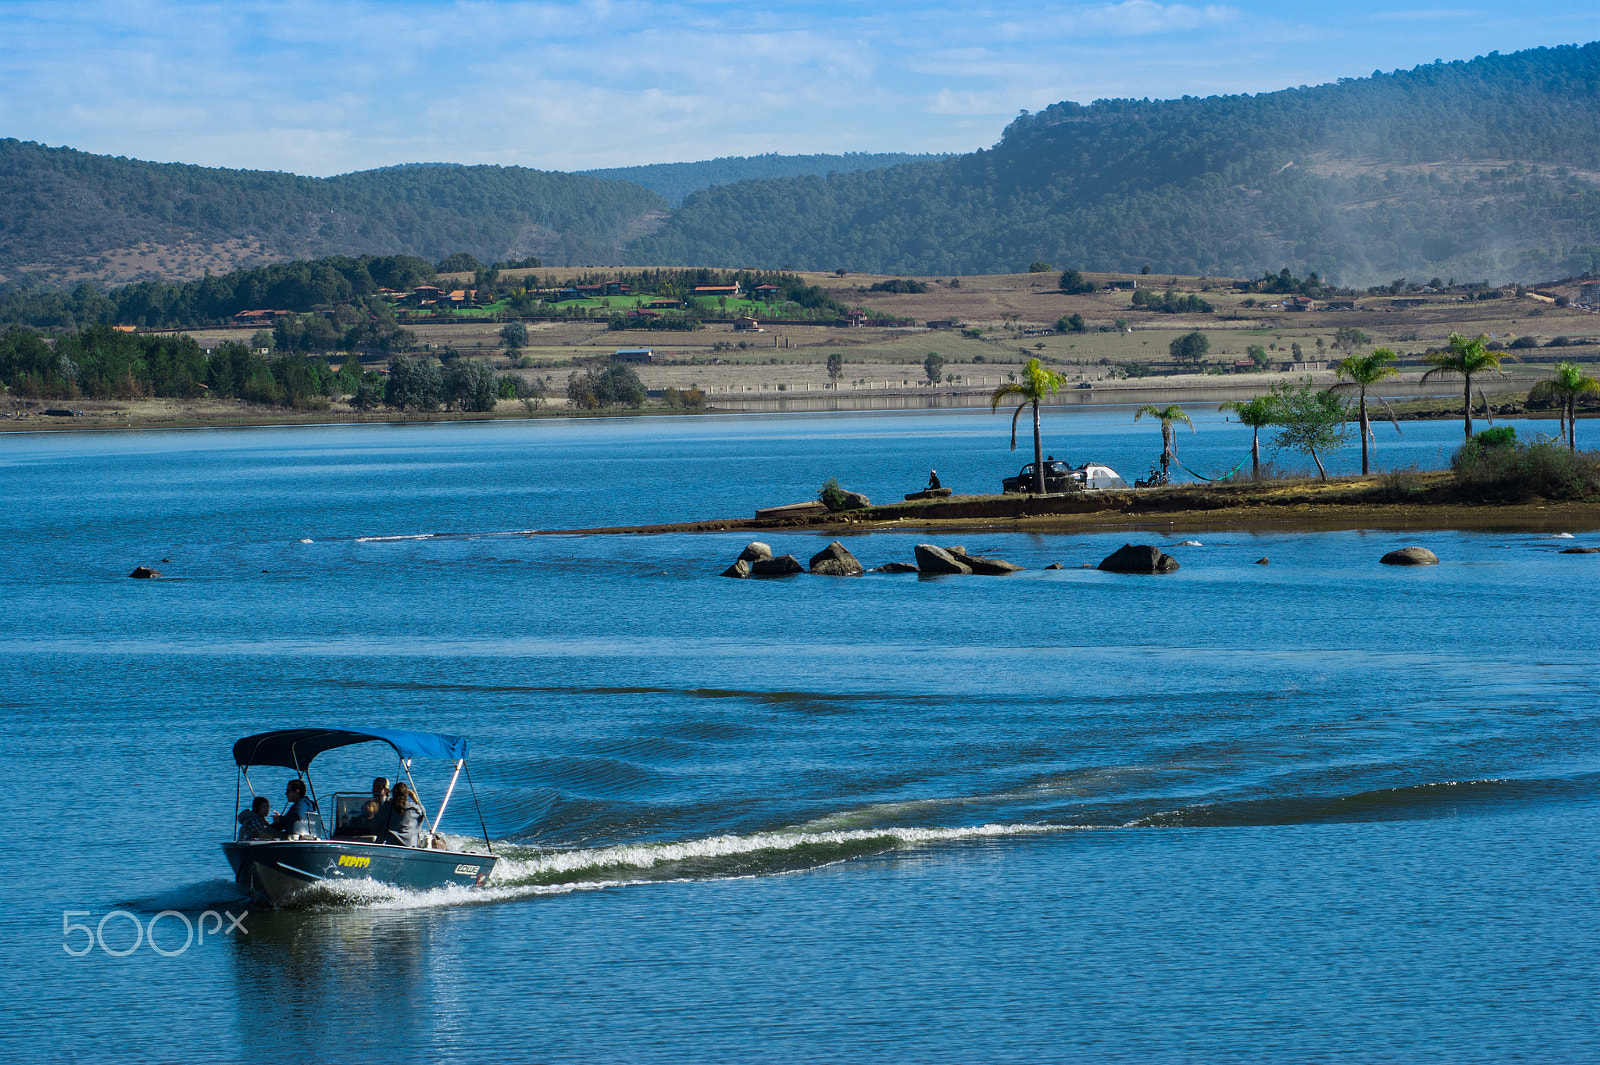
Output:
left=229, top=910, right=432, bottom=1057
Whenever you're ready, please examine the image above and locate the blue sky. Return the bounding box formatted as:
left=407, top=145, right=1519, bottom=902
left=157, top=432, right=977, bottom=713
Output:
left=2, top=1, right=1595, bottom=176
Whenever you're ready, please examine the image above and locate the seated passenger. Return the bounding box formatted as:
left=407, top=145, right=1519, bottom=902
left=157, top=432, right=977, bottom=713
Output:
left=379, top=781, right=424, bottom=848
left=333, top=798, right=381, bottom=838
left=269, top=779, right=319, bottom=839
left=353, top=799, right=380, bottom=836
left=236, top=796, right=272, bottom=841
left=367, top=777, right=392, bottom=831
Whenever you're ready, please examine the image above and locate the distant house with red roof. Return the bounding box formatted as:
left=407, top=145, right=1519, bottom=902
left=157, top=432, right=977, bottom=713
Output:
left=232, top=309, right=290, bottom=325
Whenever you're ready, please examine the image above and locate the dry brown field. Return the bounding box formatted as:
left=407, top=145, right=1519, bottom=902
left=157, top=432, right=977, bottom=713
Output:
left=117, top=266, right=1600, bottom=419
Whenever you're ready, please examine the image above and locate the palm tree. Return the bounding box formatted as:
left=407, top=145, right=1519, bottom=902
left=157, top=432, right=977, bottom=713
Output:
left=1422, top=333, right=1514, bottom=440
left=1333, top=347, right=1402, bottom=474
left=1218, top=395, right=1279, bottom=479
left=990, top=358, right=1067, bottom=492
left=1528, top=361, right=1600, bottom=451
left=1134, top=404, right=1194, bottom=479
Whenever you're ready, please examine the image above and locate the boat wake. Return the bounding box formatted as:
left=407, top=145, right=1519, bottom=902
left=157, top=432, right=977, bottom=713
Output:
left=163, top=770, right=1596, bottom=913
left=220, top=821, right=1081, bottom=912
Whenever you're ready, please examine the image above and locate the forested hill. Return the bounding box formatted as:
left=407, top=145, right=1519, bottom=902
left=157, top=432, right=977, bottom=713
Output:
left=628, top=43, right=1600, bottom=285
left=0, top=144, right=667, bottom=286
left=580, top=152, right=955, bottom=206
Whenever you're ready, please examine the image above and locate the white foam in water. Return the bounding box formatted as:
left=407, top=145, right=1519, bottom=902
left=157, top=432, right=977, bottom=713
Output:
left=492, top=822, right=1074, bottom=884
left=1550, top=532, right=1575, bottom=538
left=297, top=538, right=313, bottom=543
left=354, top=534, right=436, bottom=542
left=279, top=822, right=1085, bottom=912
left=1177, top=540, right=1203, bottom=546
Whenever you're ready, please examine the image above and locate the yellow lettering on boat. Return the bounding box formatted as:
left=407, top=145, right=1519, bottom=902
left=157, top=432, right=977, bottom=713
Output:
left=338, top=855, right=370, bottom=868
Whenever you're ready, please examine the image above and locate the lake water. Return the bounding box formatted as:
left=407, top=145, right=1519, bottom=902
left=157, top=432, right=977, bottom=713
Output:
left=1, top=409, right=1596, bottom=1063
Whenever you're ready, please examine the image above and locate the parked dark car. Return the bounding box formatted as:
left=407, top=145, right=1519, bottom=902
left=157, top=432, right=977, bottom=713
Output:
left=1003, top=459, right=1075, bottom=494
left=1003, top=459, right=1130, bottom=493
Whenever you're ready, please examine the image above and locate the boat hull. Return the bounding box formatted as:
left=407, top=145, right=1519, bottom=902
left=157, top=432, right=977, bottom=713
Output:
left=222, top=839, right=497, bottom=907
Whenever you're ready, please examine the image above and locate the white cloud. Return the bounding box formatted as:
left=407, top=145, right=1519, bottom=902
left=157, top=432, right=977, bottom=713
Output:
left=0, top=0, right=1592, bottom=173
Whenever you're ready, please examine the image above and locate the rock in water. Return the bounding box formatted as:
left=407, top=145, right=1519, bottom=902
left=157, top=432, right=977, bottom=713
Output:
left=1097, top=544, right=1180, bottom=573
left=914, top=544, right=972, bottom=575
left=738, top=541, right=773, bottom=562
left=128, top=566, right=161, bottom=579
left=1045, top=563, right=1066, bottom=570
left=751, top=554, right=803, bottom=577
left=720, top=559, right=751, bottom=579
left=875, top=562, right=919, bottom=573
left=809, top=541, right=864, bottom=576
left=1255, top=557, right=1270, bottom=565
left=948, top=546, right=1024, bottom=575
left=1380, top=546, right=1439, bottom=566
left=1560, top=546, right=1600, bottom=554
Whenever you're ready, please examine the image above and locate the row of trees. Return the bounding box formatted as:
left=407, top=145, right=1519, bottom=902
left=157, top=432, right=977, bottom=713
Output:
left=0, top=324, right=357, bottom=407
left=378, top=354, right=530, bottom=413
left=991, top=333, right=1596, bottom=489
left=565, top=363, right=646, bottom=409
left=0, top=324, right=535, bottom=412
left=0, top=254, right=438, bottom=331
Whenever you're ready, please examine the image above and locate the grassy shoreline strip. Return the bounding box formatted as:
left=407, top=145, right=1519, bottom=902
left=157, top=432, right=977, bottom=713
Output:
left=535, top=478, right=1600, bottom=537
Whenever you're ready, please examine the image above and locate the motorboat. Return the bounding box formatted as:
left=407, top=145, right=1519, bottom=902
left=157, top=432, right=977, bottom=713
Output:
left=1002, top=458, right=1130, bottom=493
left=222, top=727, right=498, bottom=907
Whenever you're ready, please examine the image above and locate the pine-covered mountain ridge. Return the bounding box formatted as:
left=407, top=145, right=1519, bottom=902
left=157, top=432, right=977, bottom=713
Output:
left=0, top=145, right=939, bottom=288
left=633, top=43, right=1600, bottom=286
left=3, top=42, right=1598, bottom=290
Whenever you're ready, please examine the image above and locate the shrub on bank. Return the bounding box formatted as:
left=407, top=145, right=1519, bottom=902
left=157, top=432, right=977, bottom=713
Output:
left=1451, top=432, right=1600, bottom=501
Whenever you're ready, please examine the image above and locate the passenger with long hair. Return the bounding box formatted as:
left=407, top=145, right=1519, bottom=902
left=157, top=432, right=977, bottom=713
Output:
left=381, top=780, right=424, bottom=848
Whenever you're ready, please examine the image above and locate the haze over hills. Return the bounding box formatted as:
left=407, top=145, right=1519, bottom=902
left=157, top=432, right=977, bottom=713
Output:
left=2, top=42, right=1598, bottom=293
left=580, top=153, right=956, bottom=207
left=630, top=43, right=1600, bottom=286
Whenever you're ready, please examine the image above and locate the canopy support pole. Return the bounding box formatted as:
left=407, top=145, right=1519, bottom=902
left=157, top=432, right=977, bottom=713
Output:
left=402, top=758, right=428, bottom=824
left=430, top=760, right=464, bottom=838
left=464, top=762, right=493, bottom=855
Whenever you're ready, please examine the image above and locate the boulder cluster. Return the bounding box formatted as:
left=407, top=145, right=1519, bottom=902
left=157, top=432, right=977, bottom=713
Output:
left=719, top=540, right=1024, bottom=578
left=717, top=540, right=1479, bottom=578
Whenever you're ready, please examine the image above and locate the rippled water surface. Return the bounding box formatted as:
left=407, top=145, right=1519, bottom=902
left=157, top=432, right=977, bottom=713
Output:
left=1, top=411, right=1596, bottom=1063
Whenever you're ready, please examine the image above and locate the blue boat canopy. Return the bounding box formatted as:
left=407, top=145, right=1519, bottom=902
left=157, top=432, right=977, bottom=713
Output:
left=233, top=728, right=469, bottom=770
